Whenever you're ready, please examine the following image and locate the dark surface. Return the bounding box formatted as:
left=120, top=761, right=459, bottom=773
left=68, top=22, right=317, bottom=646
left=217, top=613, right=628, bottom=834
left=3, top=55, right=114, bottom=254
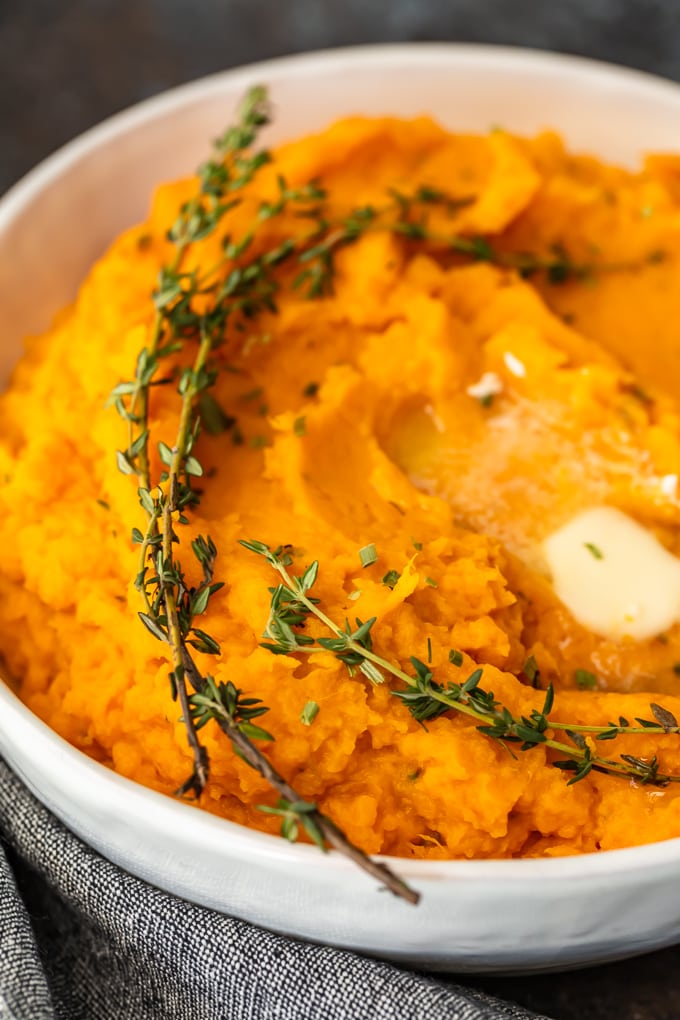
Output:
left=3, top=2, right=680, bottom=1018
left=476, top=948, right=680, bottom=1020
left=2, top=0, right=680, bottom=195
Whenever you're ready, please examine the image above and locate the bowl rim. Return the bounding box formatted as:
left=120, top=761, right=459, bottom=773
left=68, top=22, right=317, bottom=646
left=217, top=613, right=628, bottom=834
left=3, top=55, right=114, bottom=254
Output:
left=5, top=40, right=680, bottom=215
left=4, top=674, right=680, bottom=884
left=3, top=41, right=680, bottom=888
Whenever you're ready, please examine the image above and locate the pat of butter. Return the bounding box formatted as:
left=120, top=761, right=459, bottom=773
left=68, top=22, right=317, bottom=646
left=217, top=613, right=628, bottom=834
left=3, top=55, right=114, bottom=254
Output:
left=543, top=506, right=680, bottom=641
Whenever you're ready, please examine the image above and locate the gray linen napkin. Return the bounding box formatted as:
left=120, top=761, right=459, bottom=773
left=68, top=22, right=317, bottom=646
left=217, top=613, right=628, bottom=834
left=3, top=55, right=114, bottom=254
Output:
left=0, top=759, right=550, bottom=1020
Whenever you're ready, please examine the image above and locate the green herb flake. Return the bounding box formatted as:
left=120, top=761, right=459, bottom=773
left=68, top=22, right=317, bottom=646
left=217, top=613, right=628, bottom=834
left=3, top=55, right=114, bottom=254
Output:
left=359, top=543, right=378, bottom=568
left=382, top=569, right=401, bottom=589
left=628, top=383, right=653, bottom=405
left=198, top=392, right=236, bottom=436
left=293, top=415, right=306, bottom=437
left=300, top=700, right=320, bottom=726
left=584, top=542, right=603, bottom=560
left=424, top=576, right=438, bottom=588
left=412, top=538, right=423, bottom=551
left=240, top=386, right=264, bottom=402
left=448, top=649, right=463, bottom=667
left=249, top=434, right=271, bottom=449
left=427, top=637, right=433, bottom=664
left=523, top=655, right=540, bottom=683
left=303, top=381, right=319, bottom=398
left=96, top=499, right=110, bottom=510
left=575, top=668, right=597, bottom=691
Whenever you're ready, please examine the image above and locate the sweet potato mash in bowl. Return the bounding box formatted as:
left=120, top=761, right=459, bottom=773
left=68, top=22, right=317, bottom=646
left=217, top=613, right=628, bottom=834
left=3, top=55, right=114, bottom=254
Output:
left=3, top=45, right=680, bottom=971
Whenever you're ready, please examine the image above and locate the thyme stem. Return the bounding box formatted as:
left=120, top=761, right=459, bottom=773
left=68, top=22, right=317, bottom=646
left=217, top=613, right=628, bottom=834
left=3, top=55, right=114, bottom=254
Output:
left=244, top=542, right=680, bottom=789
left=128, top=248, right=185, bottom=486
left=179, top=647, right=418, bottom=903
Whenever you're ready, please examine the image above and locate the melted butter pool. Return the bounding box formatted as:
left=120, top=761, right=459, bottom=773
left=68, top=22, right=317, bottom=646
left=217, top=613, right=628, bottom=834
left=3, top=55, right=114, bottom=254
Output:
left=388, top=390, right=674, bottom=577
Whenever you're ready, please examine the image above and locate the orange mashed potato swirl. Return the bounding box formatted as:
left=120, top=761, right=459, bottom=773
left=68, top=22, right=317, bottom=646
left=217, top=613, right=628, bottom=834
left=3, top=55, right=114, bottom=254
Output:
left=3, top=116, right=680, bottom=859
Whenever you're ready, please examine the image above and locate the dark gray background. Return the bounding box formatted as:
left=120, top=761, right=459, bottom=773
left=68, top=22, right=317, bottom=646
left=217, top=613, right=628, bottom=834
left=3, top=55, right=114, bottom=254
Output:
left=3, top=2, right=680, bottom=1018
left=2, top=0, right=680, bottom=194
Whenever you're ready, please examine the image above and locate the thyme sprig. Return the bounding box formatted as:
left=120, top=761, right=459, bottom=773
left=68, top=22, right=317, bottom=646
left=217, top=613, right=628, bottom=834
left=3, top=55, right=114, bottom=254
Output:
left=242, top=541, right=680, bottom=789
left=114, top=85, right=277, bottom=798
left=110, top=86, right=419, bottom=904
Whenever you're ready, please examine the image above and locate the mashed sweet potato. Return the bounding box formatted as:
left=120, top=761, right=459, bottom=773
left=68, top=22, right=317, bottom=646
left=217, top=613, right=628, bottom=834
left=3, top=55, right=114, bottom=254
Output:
left=3, top=115, right=680, bottom=859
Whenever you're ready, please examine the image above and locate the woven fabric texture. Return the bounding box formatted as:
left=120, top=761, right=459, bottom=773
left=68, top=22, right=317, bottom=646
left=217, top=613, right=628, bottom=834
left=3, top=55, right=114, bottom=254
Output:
left=0, top=759, right=552, bottom=1020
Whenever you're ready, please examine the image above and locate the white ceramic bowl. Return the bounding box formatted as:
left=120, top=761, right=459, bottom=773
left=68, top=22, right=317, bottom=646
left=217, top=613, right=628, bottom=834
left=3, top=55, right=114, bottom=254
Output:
left=3, top=44, right=680, bottom=974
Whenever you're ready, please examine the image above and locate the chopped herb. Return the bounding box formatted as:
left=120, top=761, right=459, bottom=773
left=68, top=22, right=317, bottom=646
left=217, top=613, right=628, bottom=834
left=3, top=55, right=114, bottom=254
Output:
left=407, top=768, right=421, bottom=782
left=584, top=542, right=604, bottom=560
left=412, top=538, right=423, bottom=551
left=96, top=499, right=110, bottom=510
left=302, top=381, right=319, bottom=398
left=627, top=382, right=653, bottom=405
left=448, top=649, right=463, bottom=667
left=382, top=569, right=401, bottom=589
left=575, top=669, right=597, bottom=690
left=300, top=700, right=320, bottom=726
left=427, top=637, right=433, bottom=664
left=249, top=434, right=270, bottom=449
left=293, top=415, right=306, bottom=437
left=359, top=543, right=378, bottom=568
left=240, top=386, right=264, bottom=402
left=466, top=371, right=503, bottom=406
left=424, top=576, right=438, bottom=588
left=198, top=392, right=236, bottom=436
left=523, top=655, right=540, bottom=684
